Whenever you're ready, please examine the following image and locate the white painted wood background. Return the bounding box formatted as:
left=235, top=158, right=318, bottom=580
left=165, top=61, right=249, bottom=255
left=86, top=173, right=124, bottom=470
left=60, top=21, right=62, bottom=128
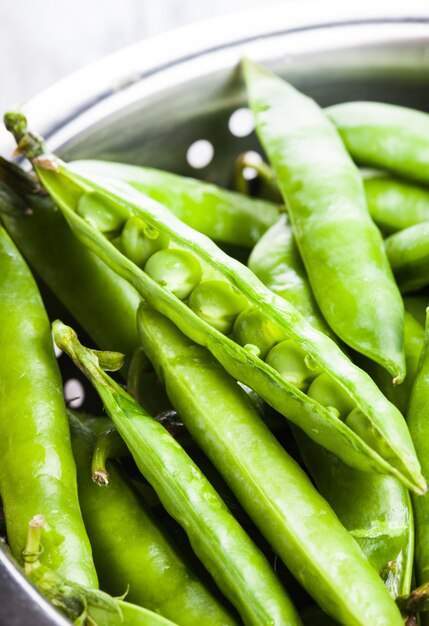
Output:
left=0, top=0, right=288, bottom=112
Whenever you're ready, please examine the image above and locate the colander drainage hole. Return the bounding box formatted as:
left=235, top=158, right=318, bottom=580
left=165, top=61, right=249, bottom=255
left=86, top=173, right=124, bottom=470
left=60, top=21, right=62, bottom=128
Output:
left=186, top=139, right=214, bottom=169
left=228, top=107, right=255, bottom=137
left=64, top=378, right=85, bottom=409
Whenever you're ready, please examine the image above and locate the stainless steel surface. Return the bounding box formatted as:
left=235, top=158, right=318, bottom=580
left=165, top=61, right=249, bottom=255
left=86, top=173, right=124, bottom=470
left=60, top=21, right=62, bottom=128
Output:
left=1, top=3, right=429, bottom=624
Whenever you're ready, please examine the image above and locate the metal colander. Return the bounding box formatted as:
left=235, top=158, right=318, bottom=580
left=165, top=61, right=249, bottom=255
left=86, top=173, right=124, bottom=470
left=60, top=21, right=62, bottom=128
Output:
left=2, top=4, right=429, bottom=624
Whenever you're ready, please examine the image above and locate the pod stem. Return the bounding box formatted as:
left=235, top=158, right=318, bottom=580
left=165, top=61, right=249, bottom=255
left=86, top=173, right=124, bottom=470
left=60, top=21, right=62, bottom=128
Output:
left=4, top=112, right=46, bottom=161
left=234, top=151, right=282, bottom=203
left=91, top=426, right=127, bottom=486
left=397, top=582, right=429, bottom=613
left=52, top=320, right=121, bottom=392
left=22, top=514, right=45, bottom=576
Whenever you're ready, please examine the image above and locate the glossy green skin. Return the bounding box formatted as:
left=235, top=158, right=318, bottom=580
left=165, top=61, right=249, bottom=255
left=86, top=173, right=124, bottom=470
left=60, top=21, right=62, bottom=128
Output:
left=137, top=304, right=405, bottom=626
left=0, top=170, right=140, bottom=360
left=36, top=163, right=426, bottom=494
left=406, top=313, right=429, bottom=593
left=244, top=60, right=405, bottom=381
left=248, top=215, right=331, bottom=336
left=358, top=311, right=425, bottom=416
left=55, top=323, right=299, bottom=626
left=69, top=159, right=280, bottom=248
left=327, top=101, right=429, bottom=184
left=404, top=296, right=428, bottom=329
left=0, top=227, right=97, bottom=587
left=90, top=600, right=181, bottom=626
left=294, top=429, right=413, bottom=599
left=385, top=221, right=429, bottom=293
left=69, top=415, right=236, bottom=626
left=363, top=174, right=429, bottom=234
left=248, top=219, right=416, bottom=597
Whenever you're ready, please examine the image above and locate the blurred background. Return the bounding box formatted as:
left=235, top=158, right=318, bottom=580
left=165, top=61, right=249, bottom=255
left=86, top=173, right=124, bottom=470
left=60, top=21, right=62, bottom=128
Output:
left=0, top=0, right=290, bottom=112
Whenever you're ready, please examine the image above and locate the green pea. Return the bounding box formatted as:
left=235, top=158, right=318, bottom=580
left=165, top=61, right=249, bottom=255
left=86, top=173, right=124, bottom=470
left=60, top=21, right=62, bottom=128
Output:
left=145, top=249, right=202, bottom=300
left=233, top=308, right=287, bottom=359
left=121, top=215, right=169, bottom=267
left=265, top=340, right=320, bottom=391
left=76, top=191, right=129, bottom=235
left=188, top=281, right=249, bottom=334
left=307, top=373, right=355, bottom=420
left=345, top=408, right=396, bottom=460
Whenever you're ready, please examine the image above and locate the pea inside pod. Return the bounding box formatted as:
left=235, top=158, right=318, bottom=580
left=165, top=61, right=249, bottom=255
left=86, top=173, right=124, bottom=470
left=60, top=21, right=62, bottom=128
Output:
left=145, top=249, right=202, bottom=301
left=265, top=340, right=321, bottom=392
left=77, top=190, right=129, bottom=236
left=121, top=215, right=170, bottom=267
left=233, top=308, right=287, bottom=359
left=188, top=280, right=249, bottom=335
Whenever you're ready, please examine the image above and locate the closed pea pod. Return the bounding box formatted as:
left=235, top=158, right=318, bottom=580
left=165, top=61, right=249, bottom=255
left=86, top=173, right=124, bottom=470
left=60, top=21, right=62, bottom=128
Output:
left=0, top=226, right=97, bottom=587
left=356, top=311, right=425, bottom=416
left=362, top=173, right=429, bottom=235
left=405, top=309, right=429, bottom=626
left=68, top=413, right=238, bottom=626
left=385, top=222, right=429, bottom=293
left=243, top=59, right=405, bottom=381
left=137, top=303, right=405, bottom=626
left=327, top=101, right=429, bottom=185
left=21, top=514, right=181, bottom=626
left=53, top=320, right=302, bottom=626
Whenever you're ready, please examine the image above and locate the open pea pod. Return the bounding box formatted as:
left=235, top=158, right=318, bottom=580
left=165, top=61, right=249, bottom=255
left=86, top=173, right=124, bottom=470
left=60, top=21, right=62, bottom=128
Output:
left=68, top=159, right=281, bottom=248
left=25, top=157, right=424, bottom=494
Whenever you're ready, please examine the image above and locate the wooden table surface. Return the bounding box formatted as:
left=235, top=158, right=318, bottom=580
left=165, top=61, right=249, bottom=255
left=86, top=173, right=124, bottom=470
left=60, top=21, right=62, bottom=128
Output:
left=0, top=0, right=287, bottom=112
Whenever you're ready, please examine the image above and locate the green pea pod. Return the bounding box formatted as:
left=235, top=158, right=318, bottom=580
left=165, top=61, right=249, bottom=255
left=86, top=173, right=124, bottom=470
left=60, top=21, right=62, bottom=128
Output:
left=31, top=157, right=424, bottom=493
left=247, top=214, right=331, bottom=336
left=404, top=296, right=428, bottom=329
left=327, top=101, right=429, bottom=184
left=0, top=157, right=140, bottom=362
left=0, top=226, right=97, bottom=587
left=235, top=154, right=429, bottom=237
left=22, top=516, right=181, bottom=626
left=243, top=59, right=405, bottom=381
left=294, top=429, right=414, bottom=599
left=68, top=413, right=238, bottom=626
left=385, top=222, right=429, bottom=293
left=53, top=320, right=302, bottom=626
left=69, top=159, right=280, bottom=248
left=363, top=173, right=429, bottom=235
left=137, top=303, right=404, bottom=626
left=91, top=601, right=182, bottom=626
left=357, top=311, right=425, bottom=416
left=406, top=310, right=429, bottom=600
